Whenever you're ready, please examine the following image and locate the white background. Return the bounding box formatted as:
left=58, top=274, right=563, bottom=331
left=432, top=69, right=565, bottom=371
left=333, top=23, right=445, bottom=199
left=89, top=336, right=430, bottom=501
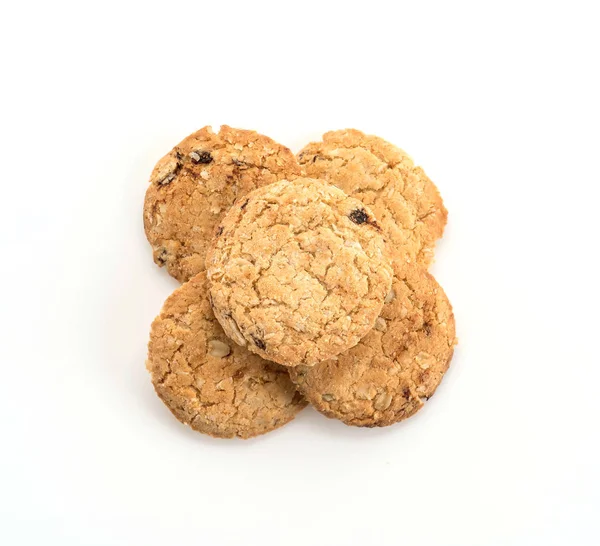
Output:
left=1, top=1, right=599, bottom=545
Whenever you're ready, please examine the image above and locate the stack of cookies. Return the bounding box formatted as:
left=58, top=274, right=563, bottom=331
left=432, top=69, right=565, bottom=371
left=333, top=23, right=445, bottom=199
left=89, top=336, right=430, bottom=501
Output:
left=144, top=126, right=456, bottom=439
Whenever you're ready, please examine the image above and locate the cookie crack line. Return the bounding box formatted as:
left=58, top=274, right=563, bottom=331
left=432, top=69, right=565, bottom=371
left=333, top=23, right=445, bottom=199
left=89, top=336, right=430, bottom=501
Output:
left=297, top=129, right=447, bottom=268
left=144, top=125, right=301, bottom=282
left=145, top=128, right=454, bottom=436
left=288, top=264, right=456, bottom=427
left=221, top=234, right=380, bottom=331
left=299, top=142, right=399, bottom=172
left=147, top=273, right=306, bottom=439
left=206, top=177, right=392, bottom=367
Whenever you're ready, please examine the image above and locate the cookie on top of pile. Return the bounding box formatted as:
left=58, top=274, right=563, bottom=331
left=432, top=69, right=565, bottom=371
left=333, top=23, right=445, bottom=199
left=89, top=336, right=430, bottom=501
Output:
left=144, top=126, right=456, bottom=439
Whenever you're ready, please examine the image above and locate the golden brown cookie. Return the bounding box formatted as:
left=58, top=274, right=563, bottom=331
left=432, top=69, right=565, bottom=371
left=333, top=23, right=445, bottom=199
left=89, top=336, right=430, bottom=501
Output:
left=206, top=177, right=393, bottom=367
left=144, top=125, right=300, bottom=282
left=289, top=264, right=456, bottom=427
left=147, top=272, right=307, bottom=439
left=297, top=129, right=447, bottom=266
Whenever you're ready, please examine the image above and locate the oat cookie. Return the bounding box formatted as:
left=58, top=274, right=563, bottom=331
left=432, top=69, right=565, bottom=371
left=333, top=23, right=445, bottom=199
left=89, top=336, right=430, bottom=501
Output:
left=144, top=125, right=300, bottom=282
left=289, top=264, right=456, bottom=427
left=298, top=129, right=447, bottom=266
left=206, top=178, right=393, bottom=367
left=147, top=272, right=307, bottom=439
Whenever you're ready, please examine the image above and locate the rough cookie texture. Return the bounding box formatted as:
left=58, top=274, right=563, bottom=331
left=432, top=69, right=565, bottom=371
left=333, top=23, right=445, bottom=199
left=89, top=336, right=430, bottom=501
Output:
left=289, top=263, right=456, bottom=427
left=298, top=129, right=447, bottom=266
left=147, top=273, right=307, bottom=439
left=144, top=125, right=300, bottom=282
left=206, top=178, right=393, bottom=367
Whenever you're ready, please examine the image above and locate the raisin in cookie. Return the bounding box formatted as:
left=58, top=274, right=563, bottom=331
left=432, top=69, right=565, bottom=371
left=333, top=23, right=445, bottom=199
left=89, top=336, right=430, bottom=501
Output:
left=206, top=177, right=393, bottom=367
left=298, top=129, right=446, bottom=266
left=147, top=272, right=307, bottom=439
left=144, top=125, right=300, bottom=282
left=289, top=264, right=456, bottom=427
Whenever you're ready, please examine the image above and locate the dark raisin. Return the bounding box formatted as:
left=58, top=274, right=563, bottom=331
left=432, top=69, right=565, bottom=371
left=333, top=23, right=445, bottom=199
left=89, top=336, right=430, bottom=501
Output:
left=190, top=150, right=213, bottom=164
left=156, top=248, right=168, bottom=265
left=348, top=208, right=381, bottom=230
left=233, top=368, right=246, bottom=381
left=312, top=154, right=325, bottom=163
left=251, top=335, right=266, bottom=350
left=349, top=208, right=370, bottom=224
left=403, top=387, right=411, bottom=399
left=423, top=322, right=432, bottom=337
left=216, top=226, right=224, bottom=237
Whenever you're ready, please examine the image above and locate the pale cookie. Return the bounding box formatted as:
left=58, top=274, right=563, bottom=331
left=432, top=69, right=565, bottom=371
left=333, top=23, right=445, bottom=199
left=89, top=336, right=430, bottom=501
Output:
left=206, top=178, right=393, bottom=367
left=298, top=129, right=447, bottom=266
left=147, top=272, right=307, bottom=439
left=289, top=264, right=456, bottom=427
left=144, top=125, right=300, bottom=282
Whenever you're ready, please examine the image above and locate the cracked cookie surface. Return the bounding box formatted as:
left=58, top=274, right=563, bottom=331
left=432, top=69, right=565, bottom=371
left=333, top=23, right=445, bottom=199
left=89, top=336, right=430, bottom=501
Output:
left=206, top=178, right=393, bottom=367
left=144, top=125, right=300, bottom=282
left=147, top=272, right=307, bottom=439
left=289, top=263, right=456, bottom=427
left=298, top=129, right=447, bottom=266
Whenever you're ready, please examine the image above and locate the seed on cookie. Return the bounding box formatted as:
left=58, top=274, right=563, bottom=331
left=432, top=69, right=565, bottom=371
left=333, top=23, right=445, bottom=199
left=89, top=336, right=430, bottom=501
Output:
left=374, top=391, right=393, bottom=411
left=208, top=339, right=231, bottom=358
left=158, top=173, right=176, bottom=186
left=374, top=317, right=387, bottom=331
left=384, top=288, right=396, bottom=303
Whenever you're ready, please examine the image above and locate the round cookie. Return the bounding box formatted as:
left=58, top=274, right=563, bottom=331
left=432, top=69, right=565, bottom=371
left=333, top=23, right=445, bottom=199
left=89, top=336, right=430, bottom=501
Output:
left=297, top=129, right=447, bottom=267
left=147, top=272, right=307, bottom=439
left=206, top=177, right=393, bottom=367
left=144, top=125, right=300, bottom=282
left=289, top=264, right=456, bottom=427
